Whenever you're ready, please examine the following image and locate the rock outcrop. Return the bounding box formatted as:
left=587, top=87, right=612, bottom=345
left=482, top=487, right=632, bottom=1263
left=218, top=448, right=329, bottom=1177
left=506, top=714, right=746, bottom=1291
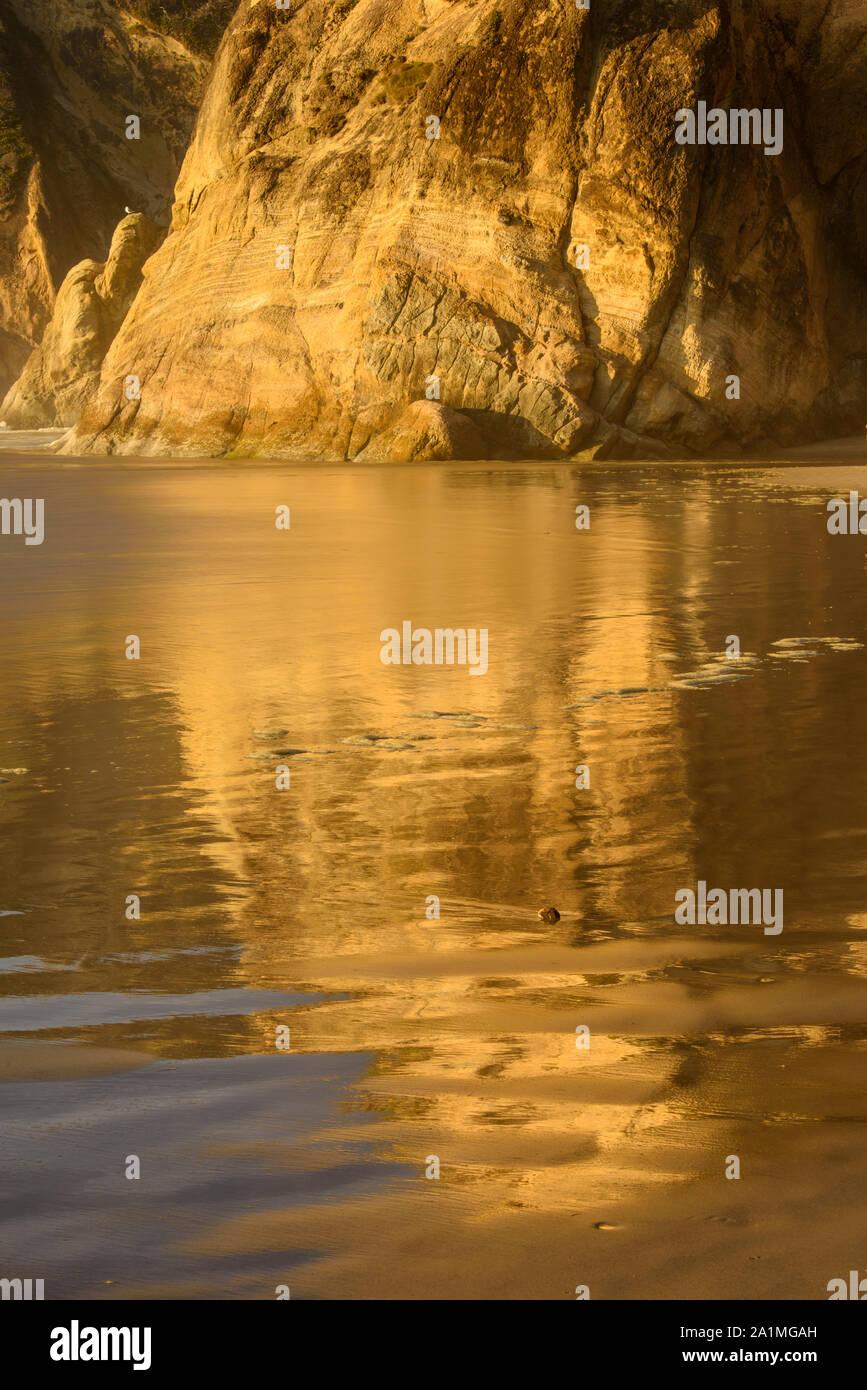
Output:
left=0, top=0, right=232, bottom=398
left=1, top=214, right=163, bottom=427
left=363, top=400, right=488, bottom=462
left=45, top=0, right=867, bottom=459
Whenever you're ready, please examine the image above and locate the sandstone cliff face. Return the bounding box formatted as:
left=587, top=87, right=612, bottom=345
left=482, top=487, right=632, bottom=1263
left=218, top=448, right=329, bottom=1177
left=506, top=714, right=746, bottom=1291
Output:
left=1, top=214, right=163, bottom=427
left=62, top=0, right=866, bottom=460
left=0, top=0, right=231, bottom=398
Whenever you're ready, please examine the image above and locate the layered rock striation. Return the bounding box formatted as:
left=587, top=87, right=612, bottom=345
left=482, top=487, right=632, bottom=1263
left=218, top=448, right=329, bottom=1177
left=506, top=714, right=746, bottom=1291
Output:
left=1, top=214, right=163, bottom=427
left=15, top=0, right=864, bottom=460
left=0, top=0, right=231, bottom=398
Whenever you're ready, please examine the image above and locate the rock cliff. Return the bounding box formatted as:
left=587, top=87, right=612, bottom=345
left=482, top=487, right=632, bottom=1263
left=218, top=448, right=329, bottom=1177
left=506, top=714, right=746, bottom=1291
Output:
left=1, top=214, right=163, bottom=427
left=0, top=0, right=232, bottom=398
left=18, top=0, right=867, bottom=459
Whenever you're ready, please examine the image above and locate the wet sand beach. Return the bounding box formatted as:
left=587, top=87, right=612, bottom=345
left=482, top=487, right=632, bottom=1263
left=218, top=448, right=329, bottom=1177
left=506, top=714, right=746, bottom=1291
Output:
left=2, top=454, right=867, bottom=1298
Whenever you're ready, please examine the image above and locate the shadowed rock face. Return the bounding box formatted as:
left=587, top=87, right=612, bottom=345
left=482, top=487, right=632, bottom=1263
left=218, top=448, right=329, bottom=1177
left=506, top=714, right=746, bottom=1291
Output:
left=364, top=399, right=488, bottom=462
left=1, top=214, right=164, bottom=428
left=56, top=0, right=867, bottom=459
left=0, top=0, right=231, bottom=398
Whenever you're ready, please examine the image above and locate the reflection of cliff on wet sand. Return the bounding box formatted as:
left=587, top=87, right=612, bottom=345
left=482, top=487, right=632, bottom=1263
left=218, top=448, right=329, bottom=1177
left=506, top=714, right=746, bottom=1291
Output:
left=178, top=932, right=867, bottom=1298
left=3, top=459, right=867, bottom=1297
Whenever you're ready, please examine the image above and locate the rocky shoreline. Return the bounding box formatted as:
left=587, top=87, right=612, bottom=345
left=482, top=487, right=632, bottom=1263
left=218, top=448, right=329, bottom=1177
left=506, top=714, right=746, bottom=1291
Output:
left=0, top=0, right=863, bottom=462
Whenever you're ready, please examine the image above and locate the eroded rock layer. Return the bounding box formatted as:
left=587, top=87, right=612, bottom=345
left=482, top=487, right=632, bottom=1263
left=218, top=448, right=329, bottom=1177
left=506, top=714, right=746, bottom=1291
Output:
left=57, top=0, right=867, bottom=459
left=1, top=214, right=163, bottom=428
left=0, top=0, right=231, bottom=398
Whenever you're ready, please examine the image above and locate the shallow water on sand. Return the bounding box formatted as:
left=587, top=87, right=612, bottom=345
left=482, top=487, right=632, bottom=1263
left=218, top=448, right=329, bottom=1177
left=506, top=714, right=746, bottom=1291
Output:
left=2, top=455, right=867, bottom=1299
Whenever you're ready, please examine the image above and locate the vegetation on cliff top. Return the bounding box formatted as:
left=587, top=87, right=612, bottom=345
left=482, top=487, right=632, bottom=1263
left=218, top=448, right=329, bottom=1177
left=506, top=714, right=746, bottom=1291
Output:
left=0, top=22, right=33, bottom=206
left=124, top=0, right=237, bottom=58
